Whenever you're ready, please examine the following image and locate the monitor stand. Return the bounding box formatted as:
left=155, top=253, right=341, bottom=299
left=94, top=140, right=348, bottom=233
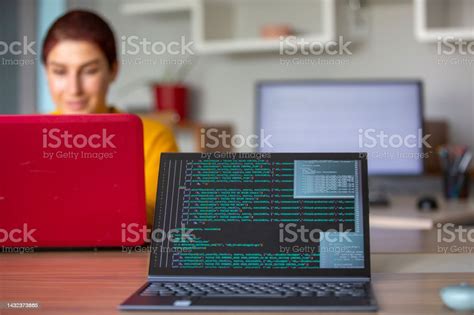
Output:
left=369, top=192, right=390, bottom=207
left=368, top=177, right=391, bottom=207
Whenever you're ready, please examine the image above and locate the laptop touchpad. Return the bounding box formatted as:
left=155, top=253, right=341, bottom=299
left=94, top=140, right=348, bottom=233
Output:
left=173, top=300, right=192, bottom=307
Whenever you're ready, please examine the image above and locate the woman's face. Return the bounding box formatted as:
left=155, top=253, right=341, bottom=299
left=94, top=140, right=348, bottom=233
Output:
left=45, top=40, right=117, bottom=114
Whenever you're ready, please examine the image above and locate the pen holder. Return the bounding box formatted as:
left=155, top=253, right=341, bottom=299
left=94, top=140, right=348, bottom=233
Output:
left=443, top=172, right=470, bottom=200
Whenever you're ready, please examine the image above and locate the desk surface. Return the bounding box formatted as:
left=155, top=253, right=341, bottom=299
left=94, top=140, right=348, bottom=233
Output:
left=1, top=251, right=472, bottom=315
left=370, top=227, right=443, bottom=253
left=370, top=196, right=474, bottom=253
left=370, top=196, right=474, bottom=230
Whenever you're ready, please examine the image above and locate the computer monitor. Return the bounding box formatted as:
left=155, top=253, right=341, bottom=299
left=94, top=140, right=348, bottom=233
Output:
left=256, top=80, right=424, bottom=175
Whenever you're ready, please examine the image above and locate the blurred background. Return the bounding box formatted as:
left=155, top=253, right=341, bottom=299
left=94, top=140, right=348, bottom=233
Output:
left=0, top=0, right=472, bottom=151
left=1, top=0, right=474, bottom=253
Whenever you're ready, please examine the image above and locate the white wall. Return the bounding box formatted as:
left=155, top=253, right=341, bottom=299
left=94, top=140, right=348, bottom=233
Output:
left=77, top=0, right=473, bottom=151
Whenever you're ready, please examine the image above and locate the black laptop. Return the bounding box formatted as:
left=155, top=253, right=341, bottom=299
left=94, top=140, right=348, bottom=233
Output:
left=120, top=152, right=378, bottom=311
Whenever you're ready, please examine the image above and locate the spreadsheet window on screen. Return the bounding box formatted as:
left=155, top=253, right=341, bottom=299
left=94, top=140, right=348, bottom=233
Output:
left=151, top=153, right=366, bottom=277
left=257, top=82, right=424, bottom=175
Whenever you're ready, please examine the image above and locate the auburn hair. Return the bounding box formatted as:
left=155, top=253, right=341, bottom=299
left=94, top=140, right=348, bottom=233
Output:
left=42, top=10, right=117, bottom=68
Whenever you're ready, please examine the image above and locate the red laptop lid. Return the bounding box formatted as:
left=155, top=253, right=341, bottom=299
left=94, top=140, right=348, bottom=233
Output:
left=0, top=114, right=146, bottom=247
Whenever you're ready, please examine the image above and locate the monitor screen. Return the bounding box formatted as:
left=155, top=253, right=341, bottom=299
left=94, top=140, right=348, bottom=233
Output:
left=149, top=153, right=370, bottom=278
left=256, top=81, right=424, bottom=175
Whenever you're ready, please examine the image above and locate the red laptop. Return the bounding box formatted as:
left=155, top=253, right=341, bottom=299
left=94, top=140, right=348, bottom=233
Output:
left=0, top=114, right=146, bottom=247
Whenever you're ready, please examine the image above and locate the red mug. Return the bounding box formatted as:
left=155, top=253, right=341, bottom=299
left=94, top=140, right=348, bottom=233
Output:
left=153, top=84, right=188, bottom=121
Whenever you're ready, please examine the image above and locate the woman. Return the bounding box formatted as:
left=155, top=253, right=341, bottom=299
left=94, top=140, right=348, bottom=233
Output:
left=42, top=10, right=179, bottom=226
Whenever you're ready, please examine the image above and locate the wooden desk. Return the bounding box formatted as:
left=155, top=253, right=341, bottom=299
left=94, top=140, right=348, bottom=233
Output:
left=370, top=196, right=474, bottom=253
left=370, top=227, right=442, bottom=253
left=1, top=251, right=472, bottom=314
left=371, top=226, right=474, bottom=254
left=370, top=196, right=474, bottom=230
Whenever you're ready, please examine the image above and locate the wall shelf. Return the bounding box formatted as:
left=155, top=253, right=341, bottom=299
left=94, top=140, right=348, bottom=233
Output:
left=120, top=0, right=192, bottom=16
left=121, top=0, right=336, bottom=54
left=414, top=0, right=474, bottom=42
left=193, top=0, right=335, bottom=54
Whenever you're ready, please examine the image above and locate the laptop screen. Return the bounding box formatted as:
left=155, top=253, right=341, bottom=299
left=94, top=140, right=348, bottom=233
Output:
left=149, top=153, right=370, bottom=278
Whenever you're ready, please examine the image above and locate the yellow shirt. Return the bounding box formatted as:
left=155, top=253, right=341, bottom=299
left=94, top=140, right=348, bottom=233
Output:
left=139, top=114, right=179, bottom=225
left=52, top=107, right=179, bottom=226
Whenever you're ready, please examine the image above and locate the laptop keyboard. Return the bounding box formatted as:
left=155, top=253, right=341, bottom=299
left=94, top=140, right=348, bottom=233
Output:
left=141, top=282, right=368, bottom=298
